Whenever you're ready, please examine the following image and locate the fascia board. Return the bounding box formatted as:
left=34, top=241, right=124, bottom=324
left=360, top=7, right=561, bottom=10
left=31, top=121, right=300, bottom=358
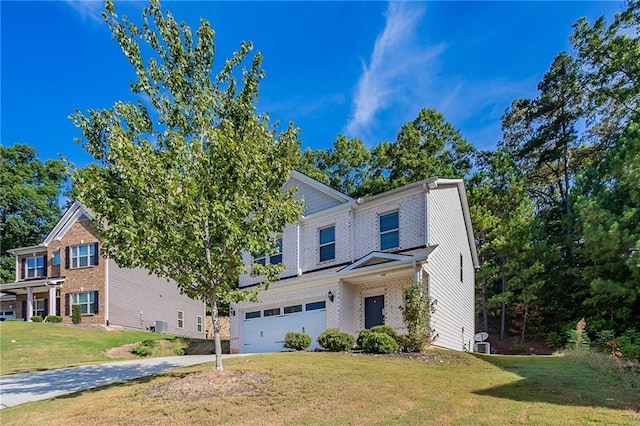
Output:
left=289, top=170, right=354, bottom=203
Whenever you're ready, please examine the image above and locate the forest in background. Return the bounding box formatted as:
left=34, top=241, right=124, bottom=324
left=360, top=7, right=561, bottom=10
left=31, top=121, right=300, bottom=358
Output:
left=1, top=2, right=638, bottom=352
left=298, top=2, right=640, bottom=350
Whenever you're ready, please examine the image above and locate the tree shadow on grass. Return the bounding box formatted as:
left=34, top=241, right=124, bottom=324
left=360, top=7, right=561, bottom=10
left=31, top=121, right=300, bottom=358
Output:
left=471, top=353, right=639, bottom=412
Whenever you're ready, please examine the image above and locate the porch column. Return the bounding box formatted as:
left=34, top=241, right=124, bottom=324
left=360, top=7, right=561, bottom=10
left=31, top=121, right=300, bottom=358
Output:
left=26, top=287, right=34, bottom=321
left=48, top=286, right=57, bottom=318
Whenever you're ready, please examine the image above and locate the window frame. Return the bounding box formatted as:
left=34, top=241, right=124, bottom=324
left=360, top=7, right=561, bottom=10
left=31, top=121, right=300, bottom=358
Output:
left=283, top=304, right=303, bottom=314
left=34, top=299, right=46, bottom=317
left=245, top=310, right=261, bottom=319
left=71, top=291, right=97, bottom=315
left=177, top=310, right=184, bottom=329
left=52, top=251, right=61, bottom=266
left=26, top=256, right=46, bottom=278
left=197, top=315, right=203, bottom=332
left=71, top=244, right=97, bottom=269
left=305, top=301, right=326, bottom=311
left=253, top=238, right=283, bottom=266
left=263, top=307, right=281, bottom=317
left=319, top=225, right=336, bottom=262
left=379, top=211, right=400, bottom=250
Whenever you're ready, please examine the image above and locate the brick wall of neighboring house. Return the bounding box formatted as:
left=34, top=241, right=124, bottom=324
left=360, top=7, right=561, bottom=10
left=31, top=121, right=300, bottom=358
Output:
left=205, top=315, right=230, bottom=340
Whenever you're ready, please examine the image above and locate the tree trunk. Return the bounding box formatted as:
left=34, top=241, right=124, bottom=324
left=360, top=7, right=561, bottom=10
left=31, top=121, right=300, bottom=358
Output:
left=500, top=260, right=506, bottom=341
left=209, top=290, right=223, bottom=371
left=481, top=276, right=488, bottom=333
left=520, top=303, right=528, bottom=344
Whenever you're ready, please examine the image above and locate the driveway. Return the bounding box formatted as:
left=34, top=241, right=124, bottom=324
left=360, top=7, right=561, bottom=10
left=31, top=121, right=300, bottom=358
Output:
left=0, top=354, right=249, bottom=409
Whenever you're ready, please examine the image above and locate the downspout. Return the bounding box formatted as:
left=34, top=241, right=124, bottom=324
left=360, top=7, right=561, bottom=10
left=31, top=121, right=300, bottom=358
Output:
left=104, top=257, right=110, bottom=326
left=350, top=207, right=356, bottom=263
left=296, top=223, right=302, bottom=276
left=423, top=183, right=429, bottom=246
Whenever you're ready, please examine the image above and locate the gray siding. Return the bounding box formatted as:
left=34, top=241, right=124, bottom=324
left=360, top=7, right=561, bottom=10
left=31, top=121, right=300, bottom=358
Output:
left=284, top=177, right=345, bottom=215
left=425, top=184, right=475, bottom=351
left=107, top=260, right=206, bottom=338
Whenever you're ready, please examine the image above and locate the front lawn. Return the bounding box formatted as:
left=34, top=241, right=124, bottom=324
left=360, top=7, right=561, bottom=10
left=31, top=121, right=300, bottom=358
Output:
left=0, top=322, right=219, bottom=375
left=2, top=350, right=638, bottom=425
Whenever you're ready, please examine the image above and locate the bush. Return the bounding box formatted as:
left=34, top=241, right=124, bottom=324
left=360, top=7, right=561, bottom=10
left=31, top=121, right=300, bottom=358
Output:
left=30, top=315, right=43, bottom=322
left=284, top=331, right=312, bottom=351
left=356, top=329, right=373, bottom=348
left=132, top=339, right=157, bottom=357
left=45, top=315, right=63, bottom=323
left=317, top=329, right=355, bottom=352
left=396, top=333, right=425, bottom=353
left=545, top=331, right=565, bottom=350
left=369, top=325, right=398, bottom=339
left=72, top=305, right=82, bottom=324
left=362, top=332, right=399, bottom=354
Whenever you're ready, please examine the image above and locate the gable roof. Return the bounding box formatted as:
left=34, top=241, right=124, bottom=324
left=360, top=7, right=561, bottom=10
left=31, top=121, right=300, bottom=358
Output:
left=42, top=201, right=93, bottom=244
left=289, top=170, right=354, bottom=204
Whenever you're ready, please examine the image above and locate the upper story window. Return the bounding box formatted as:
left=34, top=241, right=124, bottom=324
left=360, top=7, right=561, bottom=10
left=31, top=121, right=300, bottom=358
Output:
left=254, top=238, right=283, bottom=266
left=52, top=251, right=61, bottom=266
left=25, top=256, right=46, bottom=278
left=319, top=226, right=335, bottom=262
left=70, top=243, right=98, bottom=268
left=379, top=211, right=399, bottom=250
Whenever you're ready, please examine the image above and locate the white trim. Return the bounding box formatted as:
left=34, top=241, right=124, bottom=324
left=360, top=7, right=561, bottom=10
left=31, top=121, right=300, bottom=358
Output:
left=42, top=202, right=94, bottom=245
left=289, top=170, right=354, bottom=204
left=105, top=257, right=110, bottom=325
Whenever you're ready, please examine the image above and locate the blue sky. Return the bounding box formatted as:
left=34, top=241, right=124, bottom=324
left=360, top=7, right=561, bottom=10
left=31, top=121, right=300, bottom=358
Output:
left=1, top=1, right=622, bottom=168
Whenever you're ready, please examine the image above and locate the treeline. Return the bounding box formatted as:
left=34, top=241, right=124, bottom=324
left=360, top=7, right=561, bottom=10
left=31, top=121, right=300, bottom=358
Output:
left=299, top=2, right=640, bottom=345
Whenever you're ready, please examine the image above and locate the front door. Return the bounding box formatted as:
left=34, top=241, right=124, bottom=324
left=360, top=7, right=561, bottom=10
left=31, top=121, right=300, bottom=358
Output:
left=364, top=295, right=384, bottom=329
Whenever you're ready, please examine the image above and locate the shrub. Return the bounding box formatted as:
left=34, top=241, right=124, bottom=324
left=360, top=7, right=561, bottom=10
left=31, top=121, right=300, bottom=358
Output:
left=362, top=332, right=399, bottom=354
left=284, top=331, right=312, bottom=351
left=566, top=318, right=590, bottom=350
left=396, top=333, right=425, bottom=353
left=132, top=339, right=157, bottom=357
left=317, top=329, right=355, bottom=352
left=45, top=315, right=63, bottom=323
left=545, top=331, right=565, bottom=350
left=72, top=305, right=82, bottom=324
left=356, top=329, right=373, bottom=348
left=30, top=315, right=43, bottom=322
left=400, top=282, right=436, bottom=349
left=369, top=325, right=398, bottom=339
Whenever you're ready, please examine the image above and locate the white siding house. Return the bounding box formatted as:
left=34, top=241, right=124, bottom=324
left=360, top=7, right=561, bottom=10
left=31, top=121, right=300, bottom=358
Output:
left=230, top=172, right=479, bottom=353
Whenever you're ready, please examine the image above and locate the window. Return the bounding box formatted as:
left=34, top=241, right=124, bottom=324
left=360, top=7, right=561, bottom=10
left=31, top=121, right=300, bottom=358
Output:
left=460, top=254, right=463, bottom=282
left=245, top=310, right=261, bottom=319
left=197, top=315, right=203, bottom=332
left=72, top=291, right=98, bottom=315
left=177, top=310, right=184, bottom=328
left=26, top=256, right=45, bottom=278
left=319, top=226, right=335, bottom=262
left=34, top=299, right=46, bottom=317
left=71, top=243, right=98, bottom=268
left=284, top=304, right=302, bottom=314
left=379, top=211, right=399, bottom=250
left=52, top=251, right=60, bottom=266
left=270, top=238, right=283, bottom=265
left=263, top=308, right=280, bottom=317
left=254, top=238, right=283, bottom=266
left=305, top=301, right=326, bottom=311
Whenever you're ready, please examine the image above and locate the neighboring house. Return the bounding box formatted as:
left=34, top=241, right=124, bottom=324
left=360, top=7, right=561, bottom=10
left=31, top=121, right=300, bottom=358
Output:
left=230, top=171, right=479, bottom=353
left=0, top=202, right=206, bottom=338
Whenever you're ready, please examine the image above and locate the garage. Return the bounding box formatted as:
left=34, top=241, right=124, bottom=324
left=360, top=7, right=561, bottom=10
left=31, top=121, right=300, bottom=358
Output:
left=241, top=300, right=327, bottom=353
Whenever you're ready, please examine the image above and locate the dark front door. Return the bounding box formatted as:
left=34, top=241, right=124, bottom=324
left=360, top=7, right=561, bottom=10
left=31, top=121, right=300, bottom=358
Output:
left=364, top=295, right=385, bottom=329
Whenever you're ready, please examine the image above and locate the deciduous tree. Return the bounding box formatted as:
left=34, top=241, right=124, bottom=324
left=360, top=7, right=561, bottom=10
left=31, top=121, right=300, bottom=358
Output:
left=71, top=0, right=303, bottom=370
left=0, top=144, right=66, bottom=283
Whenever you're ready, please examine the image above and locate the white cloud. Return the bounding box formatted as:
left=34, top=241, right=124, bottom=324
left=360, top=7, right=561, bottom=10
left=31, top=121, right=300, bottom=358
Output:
left=345, top=2, right=446, bottom=139
left=65, top=0, right=106, bottom=24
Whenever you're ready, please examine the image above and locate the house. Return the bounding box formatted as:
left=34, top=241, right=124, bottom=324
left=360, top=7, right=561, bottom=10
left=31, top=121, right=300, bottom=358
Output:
left=0, top=202, right=206, bottom=338
left=230, top=172, right=479, bottom=353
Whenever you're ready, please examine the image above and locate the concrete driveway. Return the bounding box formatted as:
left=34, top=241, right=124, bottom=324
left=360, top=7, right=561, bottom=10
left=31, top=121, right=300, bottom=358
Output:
left=0, top=354, right=249, bottom=409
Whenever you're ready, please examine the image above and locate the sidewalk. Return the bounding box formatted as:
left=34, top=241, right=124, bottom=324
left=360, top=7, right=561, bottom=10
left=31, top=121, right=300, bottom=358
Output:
left=0, top=354, right=248, bottom=409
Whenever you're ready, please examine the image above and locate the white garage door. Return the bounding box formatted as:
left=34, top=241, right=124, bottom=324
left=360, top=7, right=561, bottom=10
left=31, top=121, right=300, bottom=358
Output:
left=241, top=301, right=327, bottom=353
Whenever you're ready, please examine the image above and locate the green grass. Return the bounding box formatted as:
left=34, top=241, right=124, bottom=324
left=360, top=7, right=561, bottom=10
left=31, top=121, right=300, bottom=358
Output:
left=1, top=349, right=638, bottom=425
left=0, top=322, right=222, bottom=375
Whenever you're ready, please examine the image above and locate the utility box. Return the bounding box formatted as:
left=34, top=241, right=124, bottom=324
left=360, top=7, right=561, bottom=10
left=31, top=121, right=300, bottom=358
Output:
left=154, top=320, right=168, bottom=334
left=474, top=342, right=491, bottom=354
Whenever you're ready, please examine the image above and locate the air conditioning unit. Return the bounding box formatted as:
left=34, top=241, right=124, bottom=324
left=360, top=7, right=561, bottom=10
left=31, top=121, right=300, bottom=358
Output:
left=474, top=342, right=491, bottom=354
left=154, top=320, right=168, bottom=334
